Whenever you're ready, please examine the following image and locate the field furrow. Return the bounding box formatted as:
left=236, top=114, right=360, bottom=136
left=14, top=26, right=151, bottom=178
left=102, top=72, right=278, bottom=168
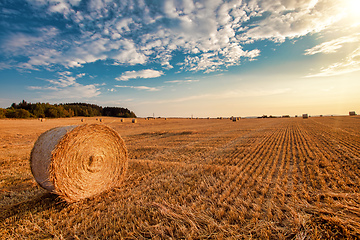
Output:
left=1, top=116, right=360, bottom=239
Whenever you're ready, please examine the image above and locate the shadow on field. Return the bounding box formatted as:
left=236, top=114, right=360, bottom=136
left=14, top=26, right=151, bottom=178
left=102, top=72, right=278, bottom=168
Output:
left=0, top=193, right=66, bottom=221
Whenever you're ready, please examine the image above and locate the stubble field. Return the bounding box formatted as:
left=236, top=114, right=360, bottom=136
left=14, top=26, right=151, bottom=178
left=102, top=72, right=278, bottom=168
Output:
left=1, top=116, right=360, bottom=239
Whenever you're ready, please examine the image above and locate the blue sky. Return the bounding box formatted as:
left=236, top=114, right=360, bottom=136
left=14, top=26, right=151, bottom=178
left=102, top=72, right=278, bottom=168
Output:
left=1, top=0, right=359, bottom=117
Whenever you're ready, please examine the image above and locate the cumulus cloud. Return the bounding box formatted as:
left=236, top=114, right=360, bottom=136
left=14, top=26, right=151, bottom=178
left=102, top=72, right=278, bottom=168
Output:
left=76, top=73, right=86, bottom=78
left=0, top=0, right=353, bottom=73
left=116, top=69, right=164, bottom=81
left=243, top=0, right=345, bottom=42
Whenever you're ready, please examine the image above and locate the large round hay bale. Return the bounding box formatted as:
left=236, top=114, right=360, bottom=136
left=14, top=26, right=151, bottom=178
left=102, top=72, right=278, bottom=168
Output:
left=30, top=124, right=127, bottom=202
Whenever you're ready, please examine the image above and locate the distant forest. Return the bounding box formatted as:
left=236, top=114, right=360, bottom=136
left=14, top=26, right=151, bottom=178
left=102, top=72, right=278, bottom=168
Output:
left=0, top=100, right=136, bottom=119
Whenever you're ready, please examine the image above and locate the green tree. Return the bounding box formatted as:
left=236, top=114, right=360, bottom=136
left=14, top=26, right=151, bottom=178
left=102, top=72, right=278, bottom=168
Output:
left=32, top=103, right=46, bottom=118
left=0, top=108, right=6, bottom=118
left=45, top=106, right=59, bottom=118
left=5, top=108, right=16, bottom=118
left=15, top=109, right=30, bottom=118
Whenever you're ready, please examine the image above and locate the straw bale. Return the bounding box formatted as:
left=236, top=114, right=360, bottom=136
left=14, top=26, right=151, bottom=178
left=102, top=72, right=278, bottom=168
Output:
left=132, top=119, right=137, bottom=123
left=30, top=124, right=128, bottom=202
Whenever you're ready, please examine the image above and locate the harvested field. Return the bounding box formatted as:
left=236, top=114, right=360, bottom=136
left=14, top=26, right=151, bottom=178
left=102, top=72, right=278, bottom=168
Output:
left=1, top=116, right=360, bottom=239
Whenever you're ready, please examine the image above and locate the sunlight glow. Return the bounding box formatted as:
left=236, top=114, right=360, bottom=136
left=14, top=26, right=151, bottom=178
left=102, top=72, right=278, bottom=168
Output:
left=345, top=0, right=360, bottom=24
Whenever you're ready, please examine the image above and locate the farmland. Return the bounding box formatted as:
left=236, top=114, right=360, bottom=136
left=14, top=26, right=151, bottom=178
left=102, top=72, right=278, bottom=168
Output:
left=1, top=116, right=360, bottom=239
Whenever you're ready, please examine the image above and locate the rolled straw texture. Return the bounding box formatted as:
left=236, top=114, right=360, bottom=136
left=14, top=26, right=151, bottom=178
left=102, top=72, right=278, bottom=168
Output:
left=30, top=124, right=127, bottom=202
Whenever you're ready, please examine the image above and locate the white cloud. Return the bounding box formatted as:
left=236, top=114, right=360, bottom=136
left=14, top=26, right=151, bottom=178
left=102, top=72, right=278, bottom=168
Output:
left=28, top=83, right=101, bottom=99
left=1, top=27, right=59, bottom=54
left=2, top=0, right=354, bottom=73
left=76, top=73, right=86, bottom=78
left=165, top=79, right=199, bottom=84
left=306, top=47, right=360, bottom=77
left=114, top=85, right=161, bottom=92
left=243, top=0, right=345, bottom=42
left=304, top=33, right=360, bottom=77
left=27, top=86, right=58, bottom=91
left=45, top=83, right=101, bottom=99
left=28, top=71, right=101, bottom=99
left=44, top=71, right=79, bottom=87
left=304, top=33, right=360, bottom=55
left=31, top=0, right=81, bottom=14
left=116, top=69, right=164, bottom=81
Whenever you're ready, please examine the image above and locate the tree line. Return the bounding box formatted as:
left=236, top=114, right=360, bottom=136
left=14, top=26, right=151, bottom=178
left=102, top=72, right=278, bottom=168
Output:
left=0, top=100, right=136, bottom=119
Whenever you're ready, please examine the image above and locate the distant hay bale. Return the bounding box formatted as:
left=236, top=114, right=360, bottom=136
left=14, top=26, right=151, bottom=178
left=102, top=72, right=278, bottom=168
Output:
left=99, top=118, right=103, bottom=122
left=41, top=118, right=46, bottom=122
left=132, top=119, right=137, bottom=123
left=81, top=118, right=85, bottom=122
left=30, top=124, right=128, bottom=203
left=120, top=119, right=124, bottom=122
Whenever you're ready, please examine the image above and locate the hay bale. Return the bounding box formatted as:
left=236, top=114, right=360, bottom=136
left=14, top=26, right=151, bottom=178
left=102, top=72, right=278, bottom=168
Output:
left=30, top=124, right=128, bottom=202
left=81, top=118, right=85, bottom=122
left=132, top=119, right=137, bottom=123
left=41, top=118, right=46, bottom=122
left=120, top=119, right=124, bottom=122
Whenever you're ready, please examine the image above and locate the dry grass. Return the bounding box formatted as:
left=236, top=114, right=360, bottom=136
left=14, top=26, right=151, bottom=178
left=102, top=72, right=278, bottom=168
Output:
left=1, top=116, right=360, bottom=239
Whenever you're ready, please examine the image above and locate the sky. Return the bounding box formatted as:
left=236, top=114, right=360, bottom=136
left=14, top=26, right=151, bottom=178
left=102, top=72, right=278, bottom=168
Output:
left=0, top=0, right=359, bottom=117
